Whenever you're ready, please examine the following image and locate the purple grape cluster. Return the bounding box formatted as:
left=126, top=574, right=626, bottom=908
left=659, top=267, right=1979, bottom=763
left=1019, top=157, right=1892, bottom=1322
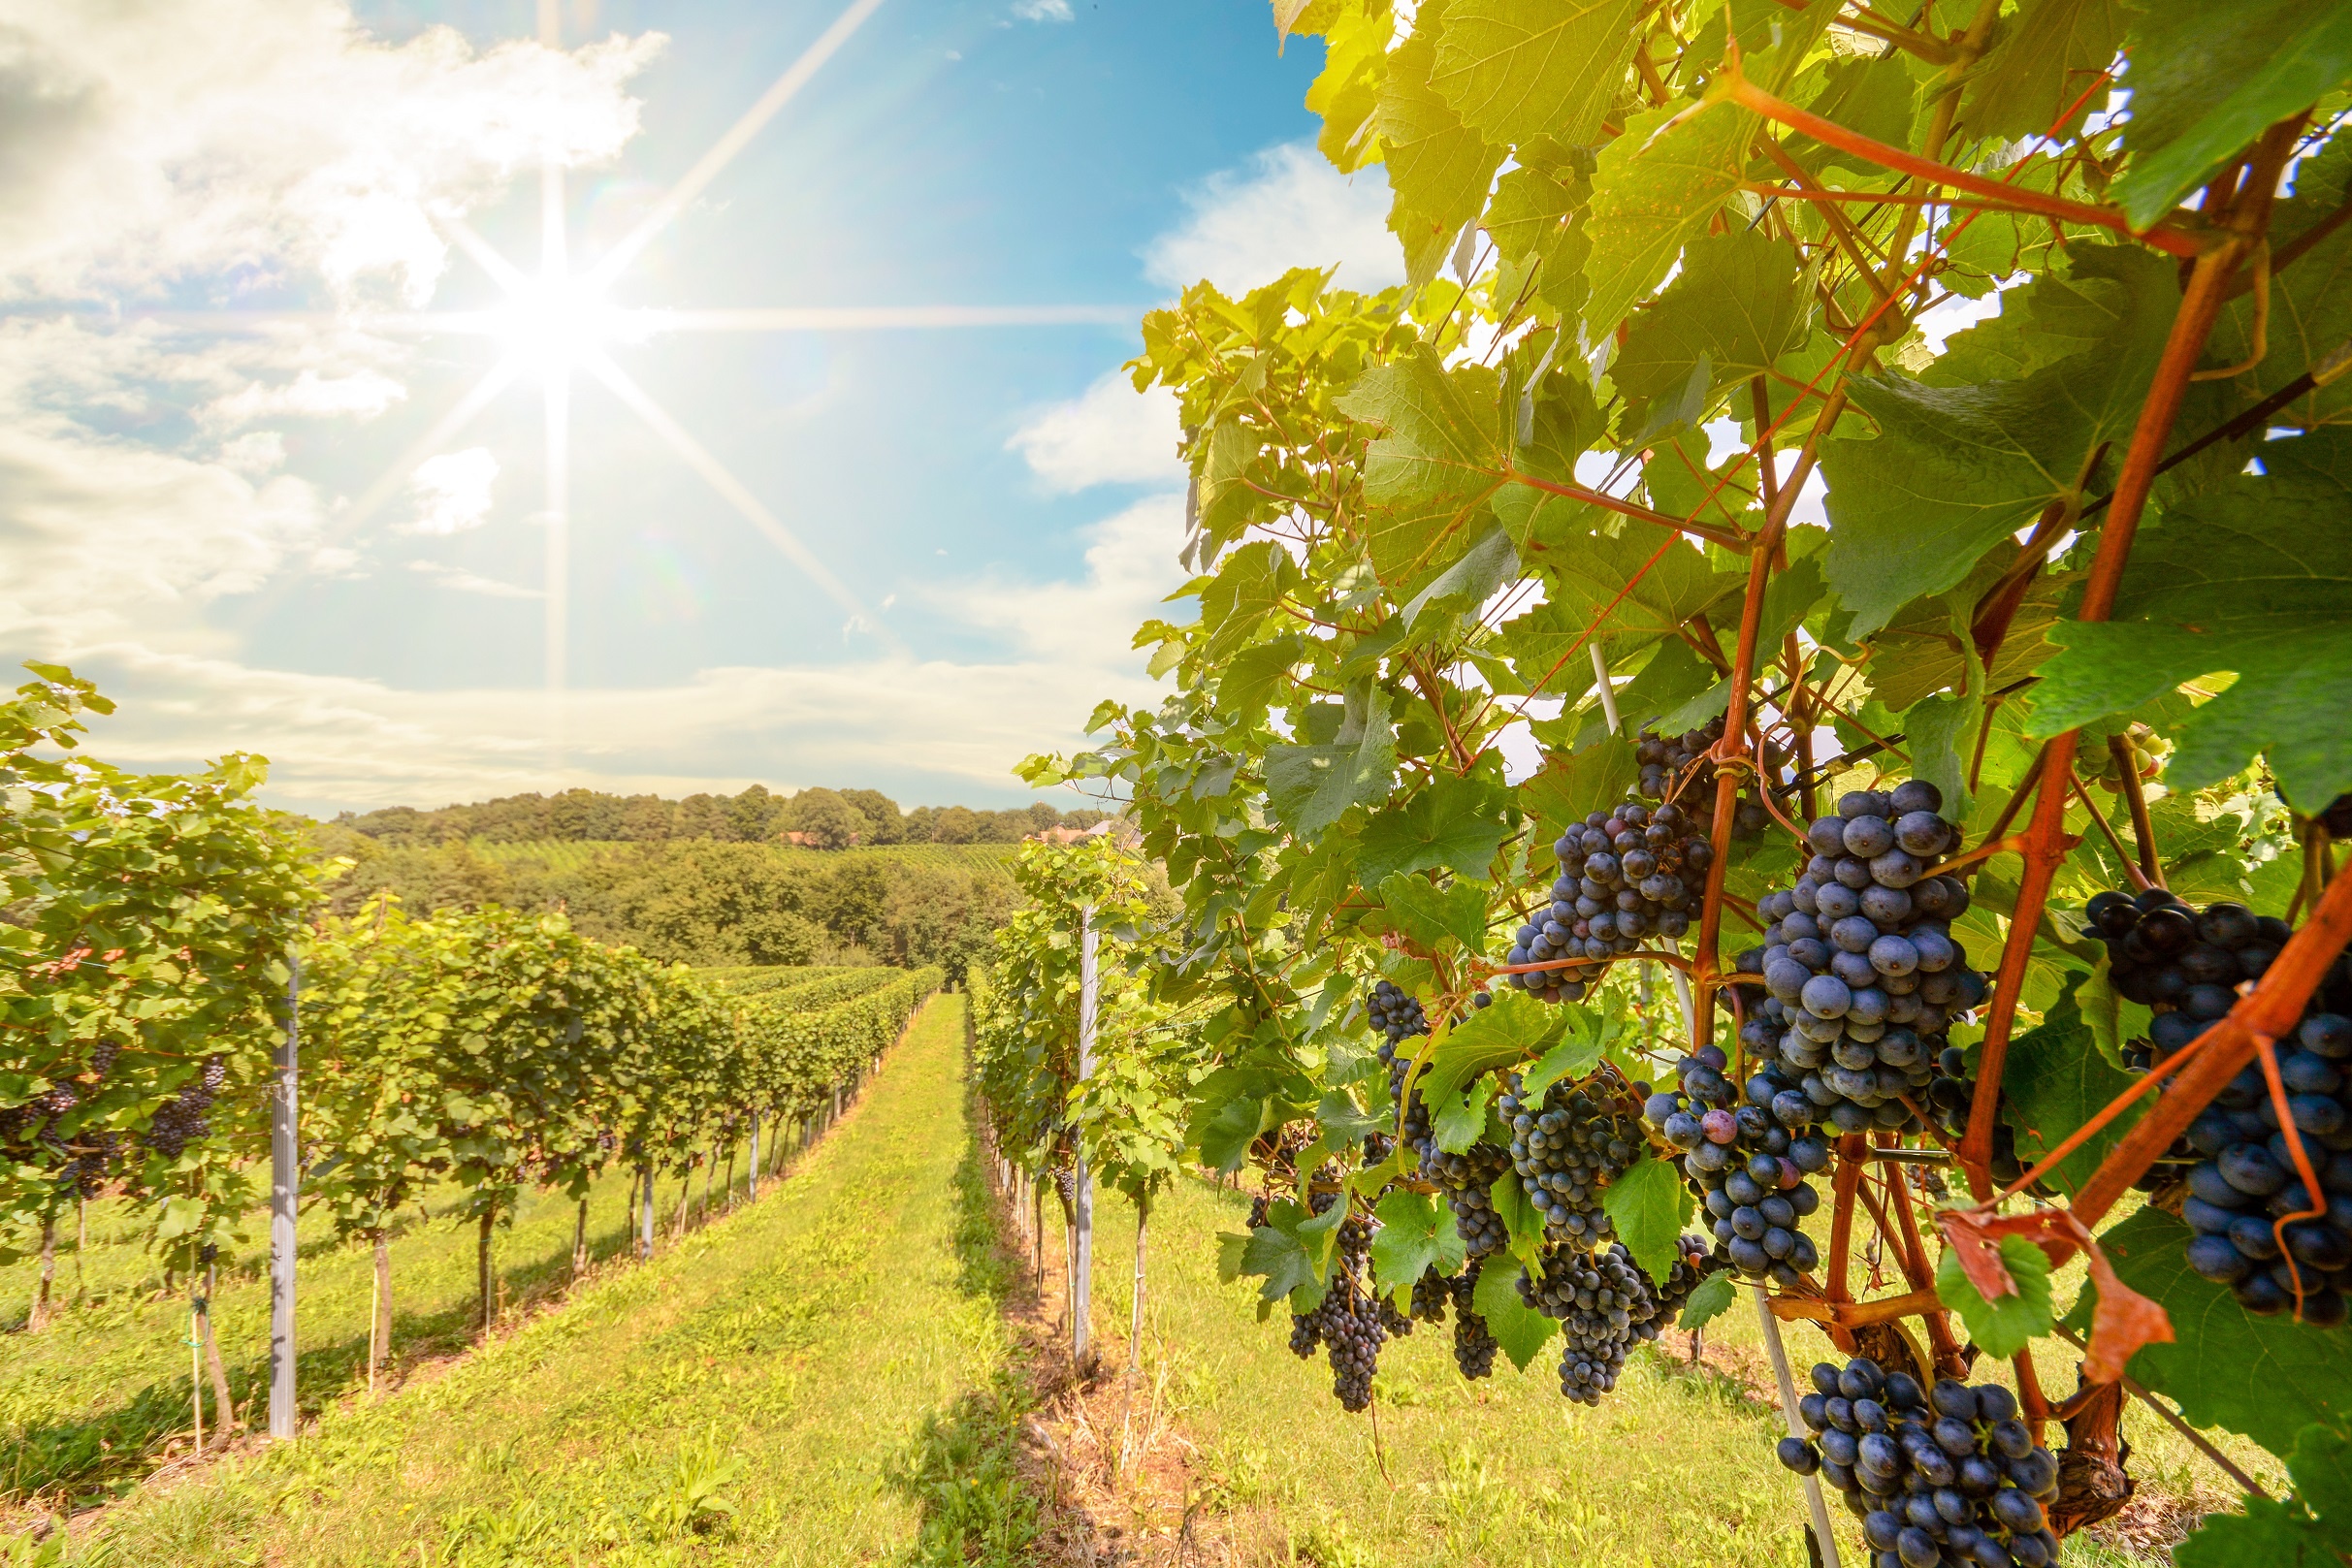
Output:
left=1505, top=798, right=1712, bottom=1004
left=1745, top=781, right=1986, bottom=1135
left=142, top=1055, right=227, bottom=1160
left=1369, top=980, right=1515, bottom=1253
left=1519, top=1240, right=1659, bottom=1405
left=1498, top=1069, right=1646, bottom=1248
left=1645, top=1045, right=1827, bottom=1285
left=1451, top=1262, right=1498, bottom=1378
left=1775, top=1357, right=2061, bottom=1568
left=2084, top=888, right=2312, bottom=1059
left=2175, top=1011, right=2352, bottom=1324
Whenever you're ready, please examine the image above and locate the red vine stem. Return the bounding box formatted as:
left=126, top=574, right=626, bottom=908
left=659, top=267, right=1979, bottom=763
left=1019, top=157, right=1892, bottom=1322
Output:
left=1505, top=473, right=1749, bottom=550
left=1957, top=122, right=2299, bottom=1197
left=1717, top=65, right=2209, bottom=258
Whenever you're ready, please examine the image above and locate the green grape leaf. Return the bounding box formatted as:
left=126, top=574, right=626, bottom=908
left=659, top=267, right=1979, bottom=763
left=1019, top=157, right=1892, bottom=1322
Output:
left=2208, top=135, right=2352, bottom=428
left=1935, top=1232, right=2055, bottom=1358
left=1216, top=632, right=1305, bottom=725
left=1612, top=230, right=1812, bottom=427
left=1374, top=0, right=1509, bottom=282
left=2111, top=2, right=2352, bottom=230
left=1358, top=771, right=1513, bottom=885
left=1314, top=1088, right=1386, bottom=1148
left=1900, top=690, right=1979, bottom=826
left=2028, top=430, right=2352, bottom=807
left=1518, top=736, right=1640, bottom=843
left=2079, top=1207, right=2352, bottom=1456
left=1582, top=98, right=1751, bottom=338
left=1997, top=971, right=2145, bottom=1197
left=1821, top=246, right=2177, bottom=636
left=1419, top=988, right=1564, bottom=1104
left=1337, top=344, right=1507, bottom=579
left=1490, top=1168, right=1548, bottom=1263
left=1680, top=1269, right=1738, bottom=1330
left=1963, top=0, right=2126, bottom=143
left=1602, top=1154, right=1692, bottom=1283
left=1485, top=158, right=1582, bottom=270
left=1514, top=1014, right=1610, bottom=1102
left=1473, top=1246, right=1560, bottom=1369
left=1240, top=1201, right=1326, bottom=1303
left=2176, top=1422, right=2352, bottom=1568
left=1789, top=52, right=1919, bottom=176
left=1428, top=0, right=1640, bottom=149
left=1196, top=1093, right=1268, bottom=1172
left=1370, top=1189, right=1468, bottom=1299
left=1400, top=521, right=1521, bottom=641
left=1265, top=684, right=1397, bottom=836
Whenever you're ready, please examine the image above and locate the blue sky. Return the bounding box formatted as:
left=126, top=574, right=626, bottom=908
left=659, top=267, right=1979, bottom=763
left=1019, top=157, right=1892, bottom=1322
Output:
left=0, top=0, right=1403, bottom=815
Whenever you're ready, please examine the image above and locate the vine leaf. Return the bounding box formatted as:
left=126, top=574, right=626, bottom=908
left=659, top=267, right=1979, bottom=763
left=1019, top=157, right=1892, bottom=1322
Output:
left=2078, top=1208, right=2352, bottom=1455
left=1372, top=0, right=1507, bottom=283
left=1935, top=1232, right=2056, bottom=1358
left=1581, top=99, right=1751, bottom=339
left=1399, top=521, right=1520, bottom=649
left=1472, top=1245, right=1559, bottom=1369
left=2029, top=431, right=2352, bottom=806
left=1513, top=1013, right=1609, bottom=1102
left=1420, top=988, right=1565, bottom=1105
left=2111, top=2, right=2352, bottom=229
left=1195, top=1093, right=1267, bottom=1172
left=1602, top=1155, right=1691, bottom=1283
left=1821, top=246, right=2176, bottom=636
left=1371, top=870, right=1490, bottom=953
left=1996, top=970, right=2144, bottom=1196
left=1900, top=691, right=1979, bottom=825
left=2175, top=1422, right=2352, bottom=1567
left=1490, top=1168, right=1548, bottom=1264
left=1679, top=1269, right=1737, bottom=1330
left=1428, top=0, right=1640, bottom=150
left=1335, top=343, right=1506, bottom=578
left=1962, top=0, right=2125, bottom=144
left=1612, top=230, right=1812, bottom=433
left=1265, top=684, right=1397, bottom=836
left=1369, top=1190, right=1468, bottom=1300
left=1357, top=772, right=1512, bottom=885
left=1519, top=740, right=1641, bottom=846
left=1236, top=1200, right=1324, bottom=1304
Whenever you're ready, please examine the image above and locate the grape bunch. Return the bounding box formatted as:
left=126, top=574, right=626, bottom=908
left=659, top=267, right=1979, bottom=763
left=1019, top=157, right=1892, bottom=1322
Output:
left=1504, top=799, right=1711, bottom=1004
left=1646, top=1044, right=1827, bottom=1285
left=1497, top=1068, right=1647, bottom=1248
left=1409, top=1265, right=1452, bottom=1324
left=1775, top=1357, right=2061, bottom=1568
left=2084, top=888, right=2304, bottom=1059
left=142, top=1054, right=227, bottom=1160
left=1450, top=1262, right=1499, bottom=1379
left=2173, top=1010, right=2352, bottom=1324
left=1747, top=781, right=1987, bottom=1135
left=1369, top=980, right=1517, bottom=1254
left=1288, top=1274, right=1391, bottom=1411
left=1519, top=1240, right=1662, bottom=1406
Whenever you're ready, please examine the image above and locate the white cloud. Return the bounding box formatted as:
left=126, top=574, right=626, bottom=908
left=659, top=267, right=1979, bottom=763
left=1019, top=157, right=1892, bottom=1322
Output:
left=1013, top=0, right=1074, bottom=18
left=208, top=368, right=406, bottom=427
left=0, top=1, right=663, bottom=306
left=407, top=560, right=539, bottom=598
left=940, top=495, right=1187, bottom=664
left=403, top=447, right=499, bottom=534
left=1007, top=371, right=1183, bottom=492
left=1143, top=143, right=1404, bottom=296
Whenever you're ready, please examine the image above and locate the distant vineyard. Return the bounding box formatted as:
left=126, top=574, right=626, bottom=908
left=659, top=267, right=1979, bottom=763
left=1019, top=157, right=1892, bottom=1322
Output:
left=695, top=965, right=849, bottom=995
left=469, top=839, right=1021, bottom=874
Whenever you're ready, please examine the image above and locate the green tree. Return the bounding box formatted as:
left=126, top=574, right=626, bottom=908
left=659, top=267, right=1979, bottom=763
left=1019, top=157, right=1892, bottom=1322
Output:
left=783, top=787, right=869, bottom=849
left=840, top=787, right=905, bottom=844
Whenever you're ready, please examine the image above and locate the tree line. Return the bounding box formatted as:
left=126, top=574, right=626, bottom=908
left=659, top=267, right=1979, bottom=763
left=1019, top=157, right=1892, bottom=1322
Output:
left=335, top=784, right=1110, bottom=850
left=311, top=834, right=1015, bottom=980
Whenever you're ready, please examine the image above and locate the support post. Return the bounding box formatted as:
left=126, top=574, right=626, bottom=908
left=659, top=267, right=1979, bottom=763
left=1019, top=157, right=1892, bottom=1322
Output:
left=269, top=950, right=300, bottom=1441
left=1755, top=1285, right=1842, bottom=1568
left=749, top=1113, right=761, bottom=1200
left=1073, top=903, right=1098, bottom=1375
left=639, top=1165, right=655, bottom=1260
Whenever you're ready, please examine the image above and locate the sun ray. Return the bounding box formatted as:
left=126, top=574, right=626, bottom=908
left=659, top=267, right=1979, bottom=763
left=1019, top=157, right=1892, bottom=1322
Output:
left=581, top=349, right=906, bottom=656
left=644, top=304, right=1141, bottom=331
left=585, top=0, right=891, bottom=293
left=443, top=217, right=534, bottom=300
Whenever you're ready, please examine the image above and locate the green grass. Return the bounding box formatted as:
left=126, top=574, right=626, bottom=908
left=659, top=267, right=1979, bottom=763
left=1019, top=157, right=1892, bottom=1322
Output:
left=1074, top=1176, right=2281, bottom=1567
left=57, top=996, right=1039, bottom=1567
left=0, top=1159, right=697, bottom=1509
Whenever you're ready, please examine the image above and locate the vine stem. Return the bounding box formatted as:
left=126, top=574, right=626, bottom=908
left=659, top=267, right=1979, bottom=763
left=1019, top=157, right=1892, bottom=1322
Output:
left=1958, top=122, right=2299, bottom=1196
left=2108, top=733, right=2165, bottom=888
left=1717, top=67, right=2207, bottom=258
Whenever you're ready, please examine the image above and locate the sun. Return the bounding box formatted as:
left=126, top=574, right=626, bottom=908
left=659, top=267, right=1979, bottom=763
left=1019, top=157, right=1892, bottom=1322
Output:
left=489, top=274, right=625, bottom=378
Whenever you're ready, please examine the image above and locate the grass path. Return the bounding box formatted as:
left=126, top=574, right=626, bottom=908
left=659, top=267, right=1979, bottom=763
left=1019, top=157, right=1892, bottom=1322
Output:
left=72, top=993, right=1033, bottom=1568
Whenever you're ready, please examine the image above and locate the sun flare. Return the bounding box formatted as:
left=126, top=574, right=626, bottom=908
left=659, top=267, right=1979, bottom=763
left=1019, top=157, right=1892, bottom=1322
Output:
left=488, top=275, right=625, bottom=376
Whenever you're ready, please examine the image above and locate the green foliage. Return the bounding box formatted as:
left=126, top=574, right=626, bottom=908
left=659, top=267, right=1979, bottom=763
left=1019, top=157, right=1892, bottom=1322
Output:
left=1935, top=1233, right=2056, bottom=1359
left=2176, top=1421, right=2352, bottom=1567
